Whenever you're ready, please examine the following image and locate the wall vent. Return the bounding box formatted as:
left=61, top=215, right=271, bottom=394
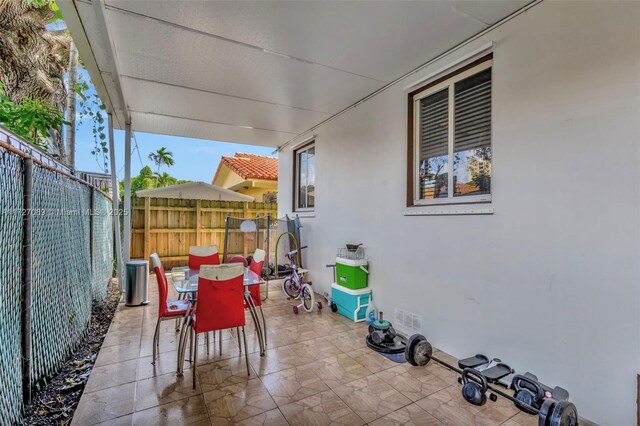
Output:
left=394, top=308, right=422, bottom=335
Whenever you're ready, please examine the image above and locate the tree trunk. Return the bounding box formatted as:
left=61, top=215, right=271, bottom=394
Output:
left=65, top=41, right=78, bottom=169
left=0, top=0, right=71, bottom=152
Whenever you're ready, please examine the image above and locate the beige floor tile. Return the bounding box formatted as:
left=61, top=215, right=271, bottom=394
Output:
left=140, top=332, right=184, bottom=357
left=312, top=353, right=373, bottom=389
left=71, top=382, right=136, bottom=425
left=94, top=342, right=141, bottom=367
left=333, top=375, right=412, bottom=423
left=138, top=349, right=187, bottom=380
left=261, top=365, right=329, bottom=406
left=132, top=395, right=209, bottom=425
left=235, top=408, right=288, bottom=426
left=84, top=359, right=138, bottom=393
left=94, top=414, right=133, bottom=425
left=502, top=411, right=538, bottom=426
left=345, top=348, right=398, bottom=373
left=197, top=357, right=256, bottom=391
left=101, top=328, right=141, bottom=349
left=79, top=275, right=492, bottom=426
left=327, top=331, right=368, bottom=353
left=279, top=390, right=365, bottom=426
left=289, top=339, right=344, bottom=361
left=415, top=385, right=519, bottom=426
left=368, top=403, right=443, bottom=426
left=204, top=380, right=277, bottom=423
left=375, top=364, right=450, bottom=401
left=134, top=369, right=202, bottom=412
left=249, top=346, right=308, bottom=377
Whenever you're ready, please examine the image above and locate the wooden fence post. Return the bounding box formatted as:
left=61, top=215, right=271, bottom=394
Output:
left=144, top=197, right=151, bottom=261
left=21, top=158, right=33, bottom=405
left=196, top=199, right=202, bottom=246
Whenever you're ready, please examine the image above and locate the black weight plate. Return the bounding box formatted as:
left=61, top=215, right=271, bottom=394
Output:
left=549, top=400, right=578, bottom=426
left=405, top=334, right=428, bottom=366
left=538, top=399, right=556, bottom=426
left=404, top=334, right=422, bottom=366
left=413, top=339, right=432, bottom=366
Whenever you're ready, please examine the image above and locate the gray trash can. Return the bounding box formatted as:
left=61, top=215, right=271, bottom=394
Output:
left=125, top=260, right=149, bottom=306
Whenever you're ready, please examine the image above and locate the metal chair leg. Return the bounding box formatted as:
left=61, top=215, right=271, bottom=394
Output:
left=237, top=327, right=241, bottom=353
left=152, top=318, right=161, bottom=364
left=188, top=325, right=193, bottom=362
left=206, top=332, right=210, bottom=356
left=219, top=330, right=222, bottom=355
left=176, top=319, right=188, bottom=376
left=193, top=332, right=199, bottom=389
left=242, top=326, right=250, bottom=376
left=259, top=306, right=267, bottom=347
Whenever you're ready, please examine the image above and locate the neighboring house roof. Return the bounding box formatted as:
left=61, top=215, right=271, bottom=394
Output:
left=136, top=181, right=254, bottom=202
left=455, top=182, right=482, bottom=195
left=213, top=153, right=278, bottom=183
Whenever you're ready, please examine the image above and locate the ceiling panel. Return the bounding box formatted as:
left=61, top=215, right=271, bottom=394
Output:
left=105, top=0, right=529, bottom=82
left=65, top=0, right=534, bottom=143
left=130, top=111, right=292, bottom=147
left=106, top=10, right=386, bottom=114
left=122, top=77, right=330, bottom=135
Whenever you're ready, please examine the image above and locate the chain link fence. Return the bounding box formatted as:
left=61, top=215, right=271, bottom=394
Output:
left=0, top=140, right=114, bottom=425
left=0, top=150, right=24, bottom=425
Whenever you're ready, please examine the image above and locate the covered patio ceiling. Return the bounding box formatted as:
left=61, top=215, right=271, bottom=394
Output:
left=59, top=0, right=531, bottom=149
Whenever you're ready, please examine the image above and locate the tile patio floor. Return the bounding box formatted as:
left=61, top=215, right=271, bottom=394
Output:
left=72, top=275, right=541, bottom=426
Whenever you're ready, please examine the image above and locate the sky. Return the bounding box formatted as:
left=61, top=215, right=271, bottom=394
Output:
left=71, top=71, right=276, bottom=183
left=74, top=125, right=276, bottom=183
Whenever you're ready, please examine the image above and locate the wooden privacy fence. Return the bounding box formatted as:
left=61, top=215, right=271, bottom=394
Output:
left=131, top=197, right=277, bottom=269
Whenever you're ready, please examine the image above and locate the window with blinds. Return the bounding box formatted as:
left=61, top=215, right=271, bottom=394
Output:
left=410, top=58, right=492, bottom=205
left=294, top=142, right=315, bottom=211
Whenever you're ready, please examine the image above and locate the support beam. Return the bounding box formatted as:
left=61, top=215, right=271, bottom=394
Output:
left=21, top=158, right=33, bottom=405
left=123, top=123, right=132, bottom=263
left=108, top=113, right=124, bottom=290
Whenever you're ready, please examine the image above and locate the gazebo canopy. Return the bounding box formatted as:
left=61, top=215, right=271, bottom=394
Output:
left=136, top=181, right=254, bottom=202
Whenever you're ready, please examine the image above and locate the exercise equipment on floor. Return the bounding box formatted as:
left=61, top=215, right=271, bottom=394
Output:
left=365, top=312, right=406, bottom=354
left=404, top=334, right=579, bottom=426
left=459, top=355, right=570, bottom=404
left=459, top=355, right=514, bottom=384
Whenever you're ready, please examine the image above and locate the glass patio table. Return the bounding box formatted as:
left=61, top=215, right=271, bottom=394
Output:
left=171, top=267, right=267, bottom=357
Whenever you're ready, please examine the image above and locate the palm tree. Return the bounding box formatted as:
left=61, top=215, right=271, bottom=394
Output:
left=148, top=147, right=174, bottom=187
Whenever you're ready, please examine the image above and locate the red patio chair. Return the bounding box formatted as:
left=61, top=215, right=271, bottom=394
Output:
left=179, top=263, right=249, bottom=389
left=188, top=245, right=220, bottom=275
left=150, top=253, right=190, bottom=364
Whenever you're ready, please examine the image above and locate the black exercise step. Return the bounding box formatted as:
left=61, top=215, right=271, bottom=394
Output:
left=482, top=363, right=513, bottom=383
left=458, top=354, right=489, bottom=370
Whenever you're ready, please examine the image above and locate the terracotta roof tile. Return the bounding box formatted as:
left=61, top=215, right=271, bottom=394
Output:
left=216, top=153, right=278, bottom=181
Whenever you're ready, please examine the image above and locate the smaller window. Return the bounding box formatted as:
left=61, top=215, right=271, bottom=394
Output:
left=294, top=142, right=315, bottom=211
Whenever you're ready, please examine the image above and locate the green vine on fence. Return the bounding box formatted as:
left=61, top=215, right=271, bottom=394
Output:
left=74, top=76, right=108, bottom=172
left=0, top=83, right=68, bottom=152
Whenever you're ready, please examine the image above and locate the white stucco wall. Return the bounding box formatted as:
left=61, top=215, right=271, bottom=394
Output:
left=278, top=2, right=640, bottom=425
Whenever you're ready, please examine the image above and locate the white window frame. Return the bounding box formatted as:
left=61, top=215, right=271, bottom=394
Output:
left=412, top=60, right=493, bottom=206
left=294, top=141, right=315, bottom=212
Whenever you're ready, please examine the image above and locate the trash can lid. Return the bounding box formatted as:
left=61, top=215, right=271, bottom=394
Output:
left=126, top=260, right=149, bottom=265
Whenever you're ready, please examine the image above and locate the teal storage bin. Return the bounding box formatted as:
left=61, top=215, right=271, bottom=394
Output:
left=331, top=283, right=371, bottom=322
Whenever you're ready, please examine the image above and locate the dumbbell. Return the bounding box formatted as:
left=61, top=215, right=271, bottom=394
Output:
left=404, top=334, right=578, bottom=426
